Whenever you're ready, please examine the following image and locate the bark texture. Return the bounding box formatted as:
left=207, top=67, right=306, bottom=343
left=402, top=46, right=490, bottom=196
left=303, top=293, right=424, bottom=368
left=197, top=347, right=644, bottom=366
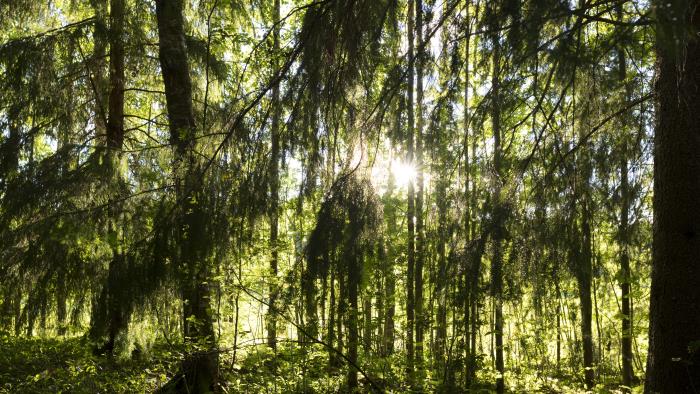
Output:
left=645, top=1, right=700, bottom=392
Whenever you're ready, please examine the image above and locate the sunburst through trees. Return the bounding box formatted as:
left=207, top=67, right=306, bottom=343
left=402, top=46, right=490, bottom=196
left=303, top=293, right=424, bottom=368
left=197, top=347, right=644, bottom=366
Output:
left=0, top=0, right=698, bottom=393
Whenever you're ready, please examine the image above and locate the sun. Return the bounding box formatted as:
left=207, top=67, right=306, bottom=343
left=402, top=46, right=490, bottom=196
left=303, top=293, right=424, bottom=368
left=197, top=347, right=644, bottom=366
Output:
left=391, top=159, right=417, bottom=188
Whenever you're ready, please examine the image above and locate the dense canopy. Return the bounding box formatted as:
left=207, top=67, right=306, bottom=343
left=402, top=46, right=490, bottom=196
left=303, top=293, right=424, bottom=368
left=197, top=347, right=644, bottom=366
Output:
left=1, top=0, right=699, bottom=393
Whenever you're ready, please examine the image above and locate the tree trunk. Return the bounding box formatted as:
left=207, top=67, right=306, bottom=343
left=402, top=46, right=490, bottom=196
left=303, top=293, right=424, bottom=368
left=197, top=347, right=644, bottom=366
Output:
left=490, top=27, right=505, bottom=394
left=620, top=157, right=634, bottom=390
left=88, top=0, right=108, bottom=136
left=414, top=0, right=426, bottom=376
left=463, top=0, right=472, bottom=386
left=573, top=85, right=596, bottom=392
left=382, top=181, right=396, bottom=355
left=267, top=0, right=281, bottom=350
left=555, top=279, right=561, bottom=373
left=346, top=252, right=360, bottom=390
left=645, top=1, right=700, bottom=392
left=106, top=0, right=125, bottom=152
left=406, top=0, right=416, bottom=374
left=363, top=295, right=372, bottom=354
left=337, top=268, right=346, bottom=367
left=468, top=6, right=481, bottom=373
left=383, top=267, right=395, bottom=355
left=436, top=181, right=448, bottom=377
left=89, top=0, right=127, bottom=353
left=382, top=28, right=402, bottom=360
left=12, top=287, right=21, bottom=337
left=569, top=144, right=595, bottom=390
left=328, top=267, right=338, bottom=367
left=56, top=270, right=67, bottom=336
left=577, top=210, right=595, bottom=390
left=616, top=5, right=634, bottom=387
left=434, top=0, right=452, bottom=383
left=155, top=0, right=218, bottom=391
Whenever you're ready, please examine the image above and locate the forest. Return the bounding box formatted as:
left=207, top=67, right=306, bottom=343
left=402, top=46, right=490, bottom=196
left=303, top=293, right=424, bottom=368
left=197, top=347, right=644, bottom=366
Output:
left=0, top=0, right=699, bottom=392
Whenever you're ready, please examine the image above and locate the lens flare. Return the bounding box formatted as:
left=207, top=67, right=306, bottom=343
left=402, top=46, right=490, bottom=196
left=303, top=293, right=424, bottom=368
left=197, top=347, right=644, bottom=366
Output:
left=390, top=159, right=417, bottom=188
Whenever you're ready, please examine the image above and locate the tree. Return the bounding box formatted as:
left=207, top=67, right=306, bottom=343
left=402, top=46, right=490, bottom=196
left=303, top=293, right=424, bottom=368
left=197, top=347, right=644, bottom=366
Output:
left=155, top=0, right=218, bottom=391
left=306, top=174, right=381, bottom=390
left=91, top=0, right=127, bottom=353
left=406, top=0, right=417, bottom=376
left=645, top=0, right=700, bottom=392
left=0, top=1, right=669, bottom=393
left=488, top=5, right=505, bottom=392
left=414, top=0, right=426, bottom=379
left=615, top=3, right=635, bottom=389
left=267, top=0, right=282, bottom=351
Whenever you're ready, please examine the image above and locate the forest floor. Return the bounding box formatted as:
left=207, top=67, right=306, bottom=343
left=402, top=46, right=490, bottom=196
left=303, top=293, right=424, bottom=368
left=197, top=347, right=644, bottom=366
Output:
left=0, top=334, right=643, bottom=393
left=0, top=335, right=176, bottom=393
left=0, top=334, right=349, bottom=393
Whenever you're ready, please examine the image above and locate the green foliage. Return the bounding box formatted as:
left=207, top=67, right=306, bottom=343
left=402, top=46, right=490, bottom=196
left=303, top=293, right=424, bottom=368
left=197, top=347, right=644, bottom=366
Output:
left=0, top=335, right=179, bottom=393
left=0, top=0, right=656, bottom=392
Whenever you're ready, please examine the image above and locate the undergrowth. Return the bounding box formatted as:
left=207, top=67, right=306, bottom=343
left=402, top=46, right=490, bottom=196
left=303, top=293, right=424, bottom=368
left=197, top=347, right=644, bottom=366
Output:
left=0, top=334, right=644, bottom=393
